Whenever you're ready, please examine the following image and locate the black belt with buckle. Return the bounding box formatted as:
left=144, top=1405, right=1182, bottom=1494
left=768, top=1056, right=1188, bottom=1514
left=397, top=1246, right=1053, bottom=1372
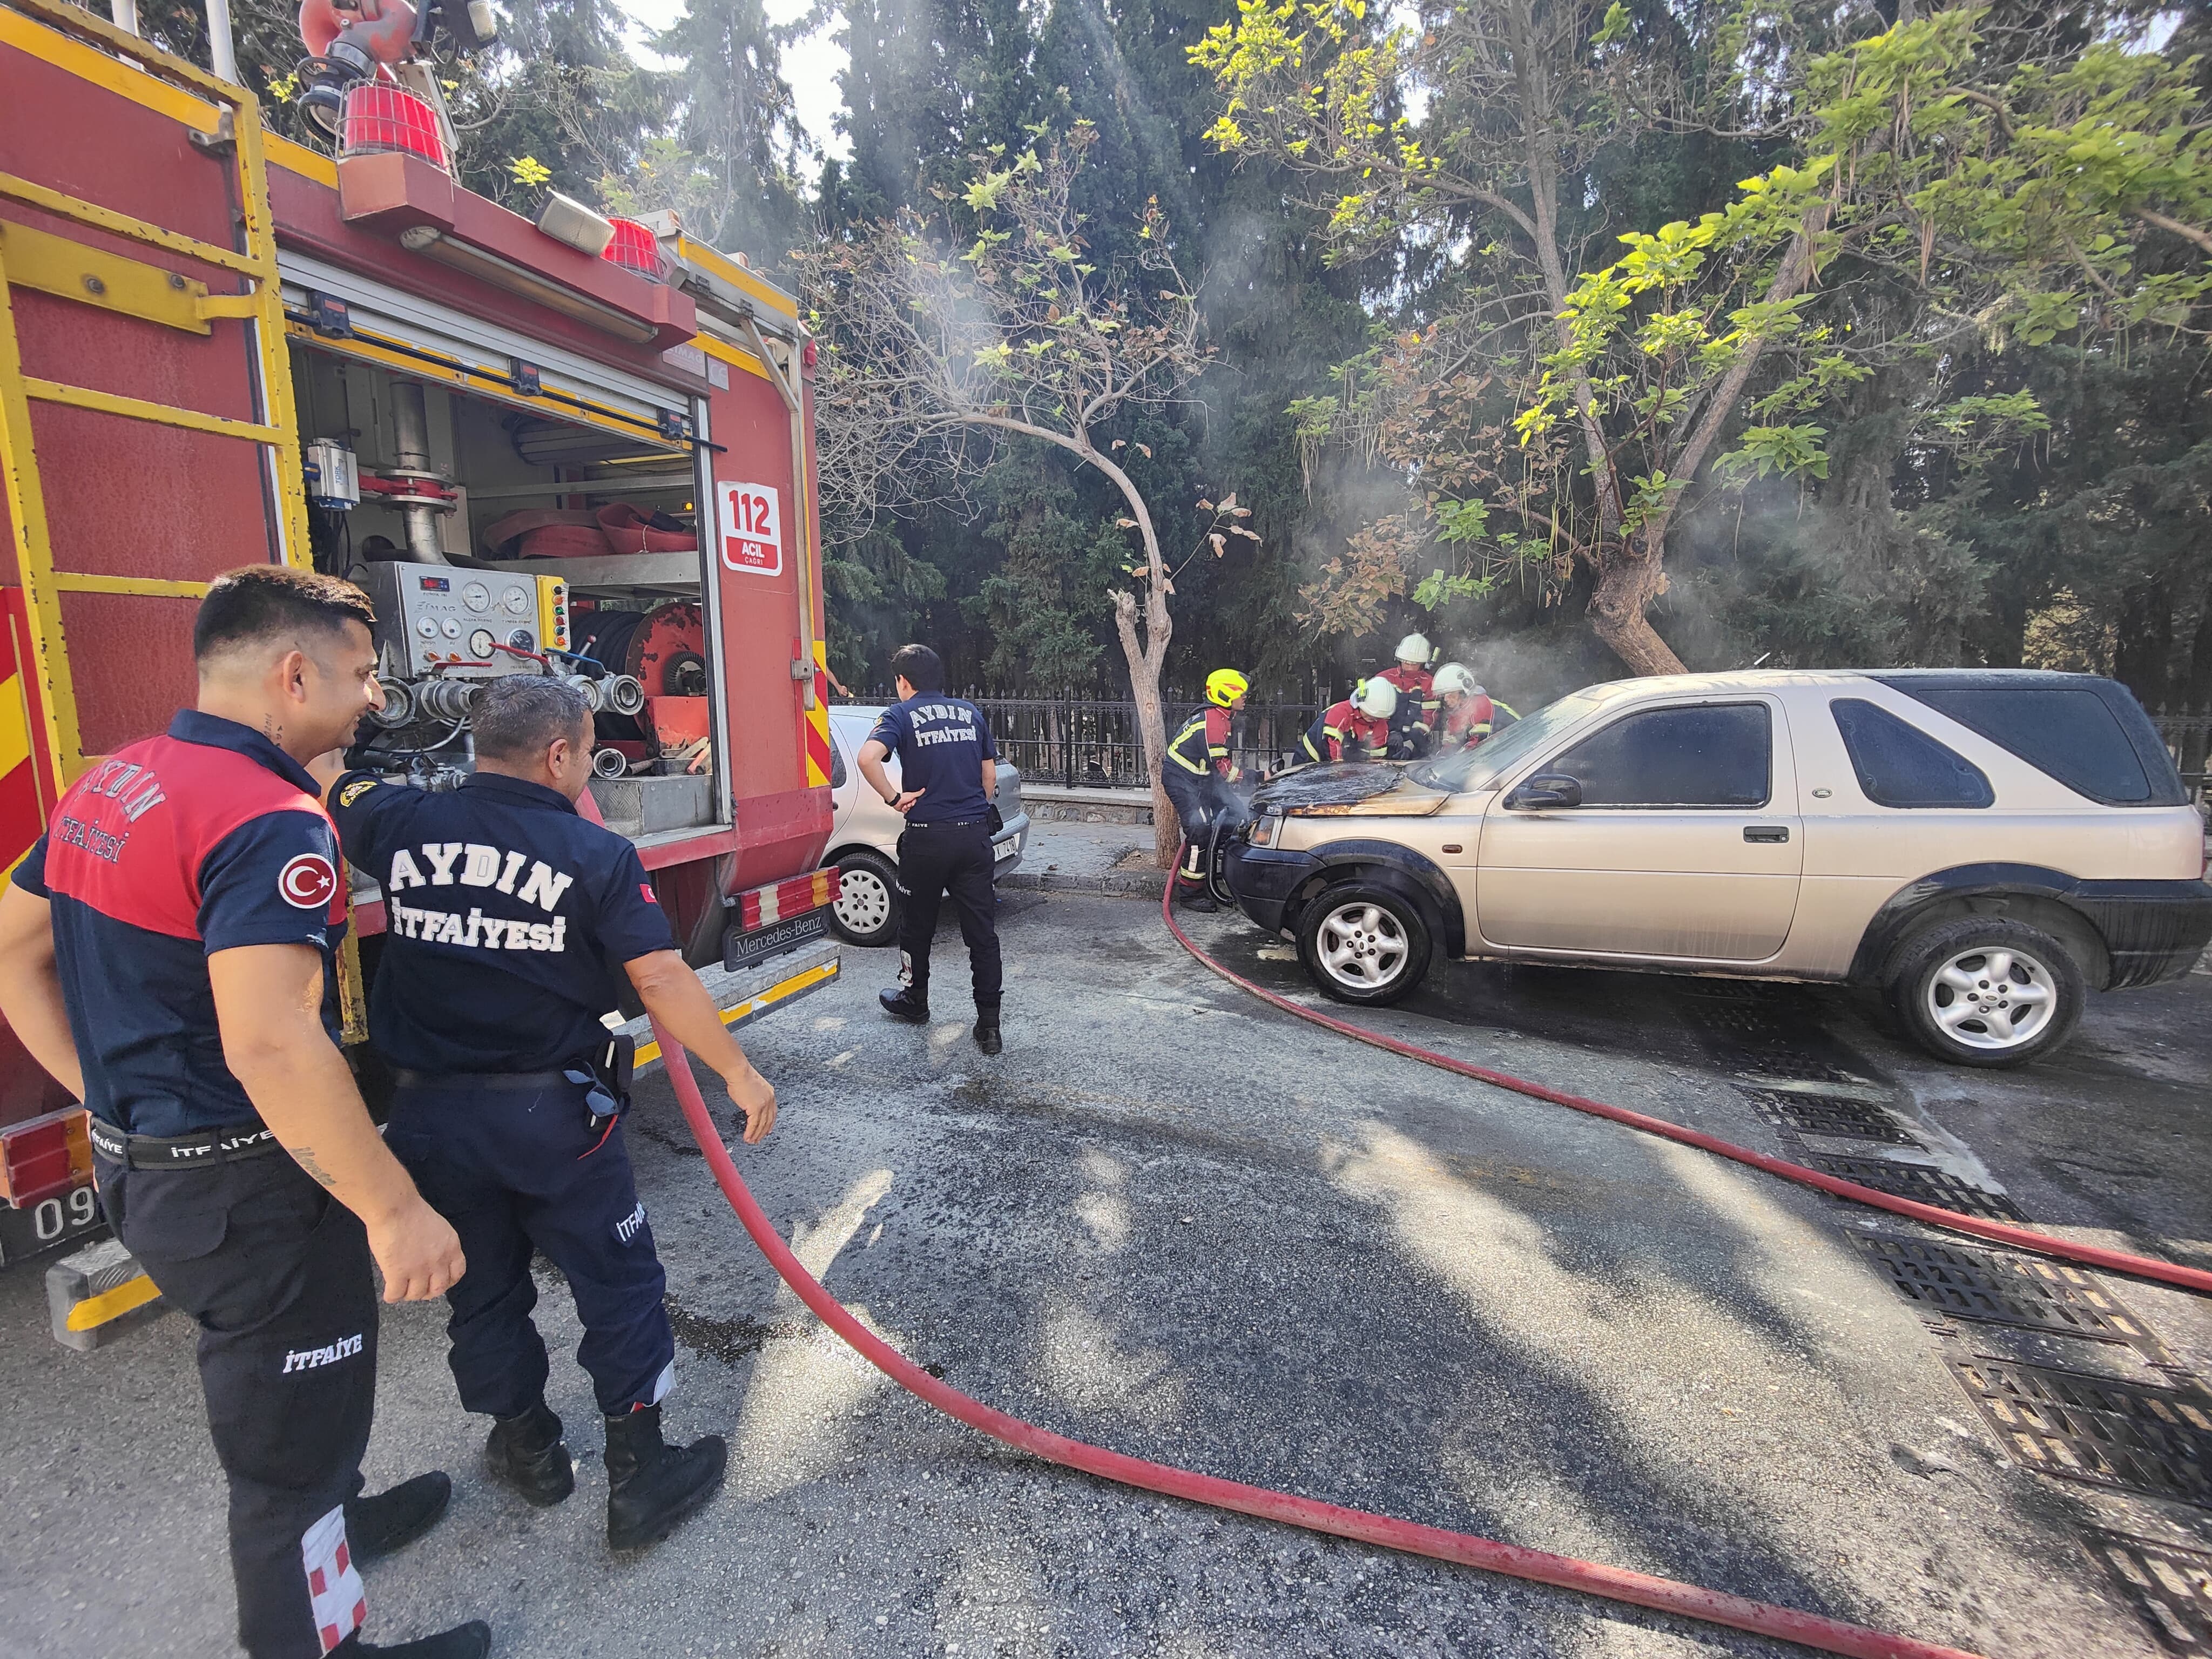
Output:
left=390, top=1068, right=574, bottom=1091
left=393, top=1042, right=633, bottom=1149
left=906, top=817, right=988, bottom=831
left=88, top=1117, right=282, bottom=1171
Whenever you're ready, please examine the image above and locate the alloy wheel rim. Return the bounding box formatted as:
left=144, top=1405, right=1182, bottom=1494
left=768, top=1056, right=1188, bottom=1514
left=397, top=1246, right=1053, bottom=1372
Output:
left=1924, top=945, right=2056, bottom=1051
left=837, top=867, right=893, bottom=933
left=1317, top=901, right=1408, bottom=990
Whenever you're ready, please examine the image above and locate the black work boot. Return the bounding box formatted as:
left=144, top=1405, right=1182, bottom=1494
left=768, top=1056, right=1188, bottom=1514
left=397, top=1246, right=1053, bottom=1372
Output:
left=1178, top=887, right=1220, bottom=913
left=974, top=1007, right=1002, bottom=1055
left=879, top=986, right=930, bottom=1022
left=345, top=1472, right=451, bottom=1561
left=338, top=1622, right=491, bottom=1657
left=603, top=1405, right=727, bottom=1551
left=485, top=1399, right=574, bottom=1508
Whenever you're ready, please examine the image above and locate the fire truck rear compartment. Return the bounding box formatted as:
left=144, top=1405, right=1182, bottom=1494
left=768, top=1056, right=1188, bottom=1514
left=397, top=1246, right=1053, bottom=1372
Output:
left=291, top=346, right=721, bottom=838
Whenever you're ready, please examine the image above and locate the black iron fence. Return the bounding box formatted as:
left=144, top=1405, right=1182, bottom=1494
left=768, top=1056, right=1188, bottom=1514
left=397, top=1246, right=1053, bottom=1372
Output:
left=838, top=691, right=1321, bottom=788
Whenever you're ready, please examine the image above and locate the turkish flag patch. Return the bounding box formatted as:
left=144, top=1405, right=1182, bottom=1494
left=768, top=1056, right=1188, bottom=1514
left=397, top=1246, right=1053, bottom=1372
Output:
left=279, top=853, right=340, bottom=911
left=640, top=883, right=657, bottom=903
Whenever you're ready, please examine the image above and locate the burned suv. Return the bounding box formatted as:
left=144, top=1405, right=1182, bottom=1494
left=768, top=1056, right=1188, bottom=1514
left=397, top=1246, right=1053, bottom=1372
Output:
left=1222, top=670, right=2211, bottom=1067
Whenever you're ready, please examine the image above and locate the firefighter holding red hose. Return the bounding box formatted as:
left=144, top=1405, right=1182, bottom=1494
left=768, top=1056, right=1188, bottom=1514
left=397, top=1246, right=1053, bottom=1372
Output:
left=1164, top=669, right=1249, bottom=912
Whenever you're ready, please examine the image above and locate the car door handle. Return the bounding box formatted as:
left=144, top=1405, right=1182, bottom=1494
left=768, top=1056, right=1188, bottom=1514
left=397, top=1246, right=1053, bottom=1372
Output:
left=1743, top=825, right=1790, bottom=843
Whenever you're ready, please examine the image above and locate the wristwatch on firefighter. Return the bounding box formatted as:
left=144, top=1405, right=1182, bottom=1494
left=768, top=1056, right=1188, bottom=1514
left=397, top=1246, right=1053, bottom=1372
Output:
left=884, top=791, right=900, bottom=807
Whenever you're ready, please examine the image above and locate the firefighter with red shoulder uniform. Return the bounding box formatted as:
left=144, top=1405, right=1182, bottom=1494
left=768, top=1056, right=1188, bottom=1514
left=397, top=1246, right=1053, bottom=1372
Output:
left=1165, top=669, right=1247, bottom=912
left=1377, top=633, right=1441, bottom=757
left=1431, top=663, right=1495, bottom=751
left=1300, top=678, right=1398, bottom=765
left=0, top=567, right=487, bottom=1659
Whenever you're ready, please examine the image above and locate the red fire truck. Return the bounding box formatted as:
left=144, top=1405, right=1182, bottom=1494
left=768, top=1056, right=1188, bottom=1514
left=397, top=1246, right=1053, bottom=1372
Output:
left=0, top=0, right=840, bottom=1277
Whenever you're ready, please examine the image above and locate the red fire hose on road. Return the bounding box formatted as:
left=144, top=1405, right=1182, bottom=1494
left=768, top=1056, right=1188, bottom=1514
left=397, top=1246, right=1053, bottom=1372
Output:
left=652, top=1015, right=1986, bottom=1659
left=1163, top=855, right=2212, bottom=1296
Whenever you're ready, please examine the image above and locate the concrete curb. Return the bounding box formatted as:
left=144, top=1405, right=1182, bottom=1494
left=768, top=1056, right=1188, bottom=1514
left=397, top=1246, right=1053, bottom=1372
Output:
left=1000, top=867, right=1169, bottom=900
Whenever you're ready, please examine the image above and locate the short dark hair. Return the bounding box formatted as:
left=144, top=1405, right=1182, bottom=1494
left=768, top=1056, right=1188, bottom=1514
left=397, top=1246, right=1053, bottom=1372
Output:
left=889, top=643, right=943, bottom=693
left=194, top=565, right=376, bottom=664
left=474, top=675, right=590, bottom=763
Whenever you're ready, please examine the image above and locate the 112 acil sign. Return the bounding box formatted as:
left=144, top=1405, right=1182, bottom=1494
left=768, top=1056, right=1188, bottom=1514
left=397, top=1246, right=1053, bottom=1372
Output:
left=718, top=481, right=783, bottom=576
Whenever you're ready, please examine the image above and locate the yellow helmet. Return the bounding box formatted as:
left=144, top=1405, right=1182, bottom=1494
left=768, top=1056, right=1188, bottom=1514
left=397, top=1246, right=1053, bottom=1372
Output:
left=1205, top=668, right=1250, bottom=707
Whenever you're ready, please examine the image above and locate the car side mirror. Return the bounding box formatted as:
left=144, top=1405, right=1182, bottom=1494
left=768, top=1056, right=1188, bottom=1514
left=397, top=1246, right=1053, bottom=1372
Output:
left=1506, top=772, right=1583, bottom=810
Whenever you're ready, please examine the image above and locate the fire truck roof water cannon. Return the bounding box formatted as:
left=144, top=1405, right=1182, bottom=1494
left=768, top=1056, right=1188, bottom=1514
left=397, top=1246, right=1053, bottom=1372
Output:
left=293, top=0, right=495, bottom=163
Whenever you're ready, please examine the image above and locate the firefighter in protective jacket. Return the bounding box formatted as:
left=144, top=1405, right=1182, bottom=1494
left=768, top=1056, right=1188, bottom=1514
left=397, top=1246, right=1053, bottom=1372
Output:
left=1431, top=663, right=1495, bottom=751
left=1377, top=633, right=1440, bottom=757
left=1165, top=669, right=1247, bottom=912
left=1301, top=678, right=1397, bottom=764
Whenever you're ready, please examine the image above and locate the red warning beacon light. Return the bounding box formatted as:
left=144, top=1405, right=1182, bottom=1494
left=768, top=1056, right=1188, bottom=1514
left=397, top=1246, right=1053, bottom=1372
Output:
left=339, top=82, right=449, bottom=172
left=602, top=218, right=669, bottom=281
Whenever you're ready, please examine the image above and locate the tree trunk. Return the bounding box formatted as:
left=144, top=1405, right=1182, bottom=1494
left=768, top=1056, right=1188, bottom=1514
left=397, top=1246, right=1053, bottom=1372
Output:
left=1588, top=537, right=1687, bottom=676
left=1111, top=590, right=1177, bottom=866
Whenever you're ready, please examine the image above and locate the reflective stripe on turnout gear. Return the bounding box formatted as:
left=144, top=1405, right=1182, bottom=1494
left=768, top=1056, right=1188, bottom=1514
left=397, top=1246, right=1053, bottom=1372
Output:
left=1304, top=701, right=1387, bottom=763
left=1168, top=707, right=1237, bottom=779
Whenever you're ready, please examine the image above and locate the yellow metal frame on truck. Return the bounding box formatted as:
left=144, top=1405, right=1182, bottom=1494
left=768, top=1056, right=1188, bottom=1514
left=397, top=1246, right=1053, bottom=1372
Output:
left=631, top=954, right=840, bottom=1070
left=0, top=0, right=311, bottom=784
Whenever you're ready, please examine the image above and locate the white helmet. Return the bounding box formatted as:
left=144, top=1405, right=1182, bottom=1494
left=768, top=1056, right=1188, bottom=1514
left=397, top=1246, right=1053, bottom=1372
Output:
left=1352, top=678, right=1399, bottom=719
left=1394, top=633, right=1433, bottom=665
left=1434, top=663, right=1482, bottom=698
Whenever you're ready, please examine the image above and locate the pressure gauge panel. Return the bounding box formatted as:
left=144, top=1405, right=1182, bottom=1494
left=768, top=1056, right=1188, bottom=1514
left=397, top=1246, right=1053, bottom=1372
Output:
left=360, top=566, right=545, bottom=679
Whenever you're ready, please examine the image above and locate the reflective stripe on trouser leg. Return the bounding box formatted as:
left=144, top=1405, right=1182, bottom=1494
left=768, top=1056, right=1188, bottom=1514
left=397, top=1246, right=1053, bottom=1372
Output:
left=101, top=1157, right=380, bottom=1658
left=1161, top=770, right=1203, bottom=887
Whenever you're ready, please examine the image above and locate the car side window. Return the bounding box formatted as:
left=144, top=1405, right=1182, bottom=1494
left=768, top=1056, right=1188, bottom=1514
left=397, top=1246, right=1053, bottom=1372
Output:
left=828, top=727, right=848, bottom=790
left=1830, top=699, right=1993, bottom=808
left=1547, top=703, right=1771, bottom=808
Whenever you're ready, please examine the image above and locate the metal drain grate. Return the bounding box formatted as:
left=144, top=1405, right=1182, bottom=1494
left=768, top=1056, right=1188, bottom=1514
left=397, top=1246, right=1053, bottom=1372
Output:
left=1808, top=1156, right=2028, bottom=1221
left=1850, top=1233, right=2166, bottom=1352
left=2083, top=1532, right=2212, bottom=1653
left=1743, top=1089, right=1921, bottom=1144
left=1949, top=1357, right=2212, bottom=1507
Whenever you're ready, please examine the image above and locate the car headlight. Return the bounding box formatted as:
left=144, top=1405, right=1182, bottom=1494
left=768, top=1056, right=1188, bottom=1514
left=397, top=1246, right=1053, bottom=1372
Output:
left=1246, top=813, right=1281, bottom=847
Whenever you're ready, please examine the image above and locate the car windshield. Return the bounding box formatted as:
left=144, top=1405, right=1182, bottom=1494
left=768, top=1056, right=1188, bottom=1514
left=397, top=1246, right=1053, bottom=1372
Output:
left=1405, top=689, right=1607, bottom=793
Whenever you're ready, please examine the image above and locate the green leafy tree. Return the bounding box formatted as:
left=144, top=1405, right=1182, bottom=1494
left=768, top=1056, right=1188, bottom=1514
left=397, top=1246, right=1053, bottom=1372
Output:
left=1195, top=1, right=2212, bottom=675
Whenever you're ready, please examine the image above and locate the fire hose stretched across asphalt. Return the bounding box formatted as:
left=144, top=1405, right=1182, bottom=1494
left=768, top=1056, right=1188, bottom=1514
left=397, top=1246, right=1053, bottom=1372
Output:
left=641, top=844, right=2206, bottom=1659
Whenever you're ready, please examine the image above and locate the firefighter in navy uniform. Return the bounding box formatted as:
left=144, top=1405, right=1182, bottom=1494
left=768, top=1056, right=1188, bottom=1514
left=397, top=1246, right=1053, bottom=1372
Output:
left=1163, top=669, right=1248, bottom=913
left=0, top=568, right=485, bottom=1659
left=857, top=643, right=1004, bottom=1054
left=1300, top=678, right=1398, bottom=765
left=1377, top=633, right=1440, bottom=758
left=321, top=675, right=779, bottom=1553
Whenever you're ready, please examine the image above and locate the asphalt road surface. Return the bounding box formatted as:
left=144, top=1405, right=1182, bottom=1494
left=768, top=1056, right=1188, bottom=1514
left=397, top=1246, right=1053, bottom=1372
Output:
left=2, top=888, right=2207, bottom=1658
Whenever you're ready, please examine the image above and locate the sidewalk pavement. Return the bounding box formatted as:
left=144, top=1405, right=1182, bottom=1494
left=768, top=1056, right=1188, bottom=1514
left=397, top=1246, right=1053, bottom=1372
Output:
left=1003, top=817, right=1169, bottom=899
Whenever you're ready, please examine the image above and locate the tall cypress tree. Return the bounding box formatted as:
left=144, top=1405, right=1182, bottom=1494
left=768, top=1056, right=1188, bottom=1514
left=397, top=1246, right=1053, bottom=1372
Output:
left=646, top=0, right=809, bottom=262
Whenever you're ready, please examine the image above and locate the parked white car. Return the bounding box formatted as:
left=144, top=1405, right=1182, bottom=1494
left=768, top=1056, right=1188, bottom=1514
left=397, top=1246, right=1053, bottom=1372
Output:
left=821, top=706, right=1030, bottom=946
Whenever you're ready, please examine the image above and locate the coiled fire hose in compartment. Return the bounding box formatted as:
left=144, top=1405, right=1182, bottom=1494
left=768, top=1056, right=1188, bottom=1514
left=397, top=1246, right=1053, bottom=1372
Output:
left=1160, top=847, right=2212, bottom=1297
left=651, top=1017, right=1986, bottom=1659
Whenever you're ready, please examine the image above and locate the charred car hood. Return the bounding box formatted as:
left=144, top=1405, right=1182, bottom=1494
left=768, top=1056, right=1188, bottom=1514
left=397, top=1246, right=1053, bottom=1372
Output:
left=1251, top=763, right=1453, bottom=818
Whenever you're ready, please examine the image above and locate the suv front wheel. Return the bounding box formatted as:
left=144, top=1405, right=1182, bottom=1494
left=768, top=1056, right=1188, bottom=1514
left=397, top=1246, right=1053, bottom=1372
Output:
left=1886, top=916, right=2085, bottom=1068
left=1297, top=881, right=1433, bottom=1006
